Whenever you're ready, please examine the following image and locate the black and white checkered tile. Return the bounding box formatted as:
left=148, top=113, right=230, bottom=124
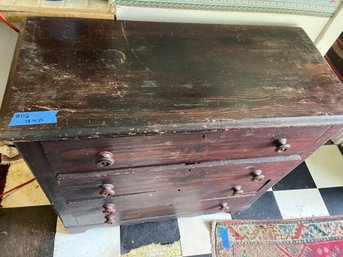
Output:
left=1, top=144, right=343, bottom=257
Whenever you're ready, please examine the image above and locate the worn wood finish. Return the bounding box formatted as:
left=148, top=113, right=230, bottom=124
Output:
left=58, top=156, right=300, bottom=201
left=3, top=18, right=343, bottom=232
left=16, top=141, right=78, bottom=228
left=301, top=126, right=343, bottom=158
left=43, top=126, right=325, bottom=173
left=67, top=193, right=254, bottom=226
left=15, top=133, right=259, bottom=231
left=1, top=18, right=343, bottom=141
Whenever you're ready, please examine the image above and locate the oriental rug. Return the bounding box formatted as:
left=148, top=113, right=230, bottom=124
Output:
left=213, top=216, right=343, bottom=257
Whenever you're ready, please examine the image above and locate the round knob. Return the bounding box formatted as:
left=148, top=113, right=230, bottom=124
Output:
left=273, top=138, right=291, bottom=153
left=220, top=202, right=230, bottom=212
left=232, top=185, right=244, bottom=196
left=251, top=170, right=265, bottom=182
left=96, top=151, right=114, bottom=167
left=105, top=213, right=116, bottom=224
left=103, top=203, right=116, bottom=214
left=99, top=184, right=115, bottom=197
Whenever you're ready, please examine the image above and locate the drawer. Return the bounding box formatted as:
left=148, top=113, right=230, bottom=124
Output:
left=42, top=126, right=327, bottom=174
left=67, top=192, right=255, bottom=226
left=58, top=156, right=300, bottom=201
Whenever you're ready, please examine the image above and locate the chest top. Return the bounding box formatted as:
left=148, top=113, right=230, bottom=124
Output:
left=1, top=17, right=343, bottom=141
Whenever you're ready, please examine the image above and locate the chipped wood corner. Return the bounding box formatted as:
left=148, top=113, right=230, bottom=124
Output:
left=0, top=0, right=115, bottom=20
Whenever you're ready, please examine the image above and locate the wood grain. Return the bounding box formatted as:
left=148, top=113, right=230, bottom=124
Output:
left=42, top=126, right=325, bottom=173
left=1, top=17, right=343, bottom=141
left=58, top=156, right=300, bottom=201
left=67, top=193, right=254, bottom=226
left=7, top=18, right=343, bottom=232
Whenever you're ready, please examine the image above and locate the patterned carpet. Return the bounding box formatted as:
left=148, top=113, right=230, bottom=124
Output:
left=213, top=216, right=343, bottom=257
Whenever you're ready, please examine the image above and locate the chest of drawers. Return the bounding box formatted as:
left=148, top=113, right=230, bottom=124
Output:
left=1, top=17, right=343, bottom=232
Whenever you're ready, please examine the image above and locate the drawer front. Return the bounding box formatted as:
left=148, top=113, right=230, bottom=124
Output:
left=67, top=192, right=255, bottom=226
left=58, top=156, right=300, bottom=201
left=42, top=126, right=327, bottom=174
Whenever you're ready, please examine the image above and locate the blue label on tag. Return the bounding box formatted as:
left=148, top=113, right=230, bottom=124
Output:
left=9, top=110, right=59, bottom=126
left=219, top=227, right=231, bottom=249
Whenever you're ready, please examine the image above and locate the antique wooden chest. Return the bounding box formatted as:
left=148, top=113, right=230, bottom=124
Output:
left=1, top=17, right=343, bottom=232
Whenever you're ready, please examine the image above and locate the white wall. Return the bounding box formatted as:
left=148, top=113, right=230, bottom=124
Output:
left=116, top=6, right=330, bottom=43
left=0, top=22, right=19, bottom=107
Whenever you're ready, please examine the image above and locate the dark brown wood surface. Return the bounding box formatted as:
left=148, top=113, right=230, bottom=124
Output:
left=68, top=193, right=254, bottom=226
left=16, top=141, right=79, bottom=228
left=58, top=155, right=299, bottom=201
left=15, top=125, right=341, bottom=231
left=16, top=141, right=255, bottom=230
left=1, top=17, right=343, bottom=141
left=43, top=125, right=325, bottom=173
left=6, top=17, right=343, bottom=232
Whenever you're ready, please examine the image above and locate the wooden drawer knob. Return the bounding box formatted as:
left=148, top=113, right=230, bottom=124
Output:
left=251, top=170, right=265, bottom=182
left=273, top=138, right=291, bottom=153
left=232, top=185, right=244, bottom=196
left=99, top=184, right=115, bottom=197
left=220, top=202, right=230, bottom=212
left=103, top=203, right=116, bottom=214
left=105, top=213, right=116, bottom=224
left=96, top=151, right=114, bottom=167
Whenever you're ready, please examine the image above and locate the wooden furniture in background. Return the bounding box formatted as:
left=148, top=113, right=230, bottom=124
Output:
left=0, top=0, right=114, bottom=20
